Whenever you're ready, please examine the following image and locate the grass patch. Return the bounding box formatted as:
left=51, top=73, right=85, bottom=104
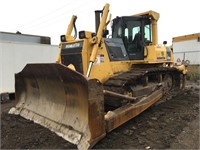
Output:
left=186, top=65, right=200, bottom=82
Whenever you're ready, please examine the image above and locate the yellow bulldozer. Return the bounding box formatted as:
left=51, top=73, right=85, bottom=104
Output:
left=9, top=3, right=187, bottom=149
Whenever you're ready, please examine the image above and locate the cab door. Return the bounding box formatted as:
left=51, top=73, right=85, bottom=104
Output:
left=123, top=18, right=144, bottom=60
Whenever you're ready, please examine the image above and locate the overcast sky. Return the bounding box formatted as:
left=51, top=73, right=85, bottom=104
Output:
left=0, top=0, right=199, bottom=45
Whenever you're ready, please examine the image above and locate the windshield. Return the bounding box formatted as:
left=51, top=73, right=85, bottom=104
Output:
left=112, top=17, right=152, bottom=45
left=112, top=17, right=152, bottom=60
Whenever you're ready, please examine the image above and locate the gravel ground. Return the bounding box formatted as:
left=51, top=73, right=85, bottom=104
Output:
left=1, top=81, right=199, bottom=149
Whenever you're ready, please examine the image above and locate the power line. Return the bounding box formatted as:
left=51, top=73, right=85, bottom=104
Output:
left=17, top=0, right=76, bottom=30
left=20, top=0, right=92, bottom=31
left=22, top=0, right=97, bottom=32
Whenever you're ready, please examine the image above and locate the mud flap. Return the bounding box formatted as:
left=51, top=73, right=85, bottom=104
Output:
left=9, top=63, right=105, bottom=149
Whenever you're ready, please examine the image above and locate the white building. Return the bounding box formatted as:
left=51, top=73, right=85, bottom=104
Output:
left=0, top=32, right=59, bottom=99
left=172, top=33, right=200, bottom=65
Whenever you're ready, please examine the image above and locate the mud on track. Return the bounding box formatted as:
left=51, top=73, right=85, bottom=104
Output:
left=1, top=81, right=199, bottom=149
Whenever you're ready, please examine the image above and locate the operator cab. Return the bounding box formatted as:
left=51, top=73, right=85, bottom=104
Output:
left=112, top=16, right=152, bottom=60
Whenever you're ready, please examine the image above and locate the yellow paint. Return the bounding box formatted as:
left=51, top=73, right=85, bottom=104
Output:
left=65, top=15, right=77, bottom=41
left=175, top=65, right=187, bottom=74
left=58, top=5, right=176, bottom=83
left=89, top=3, right=110, bottom=63
left=67, top=64, right=76, bottom=71
left=134, top=11, right=159, bottom=45
left=173, top=33, right=200, bottom=42
left=82, top=39, right=174, bottom=83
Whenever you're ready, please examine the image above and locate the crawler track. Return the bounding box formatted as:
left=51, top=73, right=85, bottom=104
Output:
left=103, top=66, right=183, bottom=108
left=1, top=81, right=199, bottom=149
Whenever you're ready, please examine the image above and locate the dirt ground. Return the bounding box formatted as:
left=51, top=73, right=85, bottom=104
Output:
left=1, top=81, right=199, bottom=149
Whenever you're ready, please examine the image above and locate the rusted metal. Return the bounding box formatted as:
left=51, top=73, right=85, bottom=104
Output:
left=142, top=75, right=148, bottom=86
left=103, top=66, right=182, bottom=107
left=103, top=90, right=137, bottom=101
left=158, top=73, right=162, bottom=83
left=9, top=64, right=106, bottom=150
left=182, top=74, right=186, bottom=89
left=9, top=64, right=185, bottom=149
left=104, top=87, right=163, bottom=132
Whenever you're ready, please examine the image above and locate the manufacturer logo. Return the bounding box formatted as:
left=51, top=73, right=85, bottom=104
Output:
left=64, top=43, right=81, bottom=48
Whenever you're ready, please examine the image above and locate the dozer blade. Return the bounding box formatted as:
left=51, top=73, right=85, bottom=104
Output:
left=9, top=63, right=105, bottom=150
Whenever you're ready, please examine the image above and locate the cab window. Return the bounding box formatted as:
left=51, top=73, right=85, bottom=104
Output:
left=144, top=24, right=152, bottom=44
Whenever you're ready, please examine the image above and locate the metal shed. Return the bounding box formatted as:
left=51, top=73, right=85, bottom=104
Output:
left=172, top=33, right=200, bottom=65
left=0, top=32, right=59, bottom=100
